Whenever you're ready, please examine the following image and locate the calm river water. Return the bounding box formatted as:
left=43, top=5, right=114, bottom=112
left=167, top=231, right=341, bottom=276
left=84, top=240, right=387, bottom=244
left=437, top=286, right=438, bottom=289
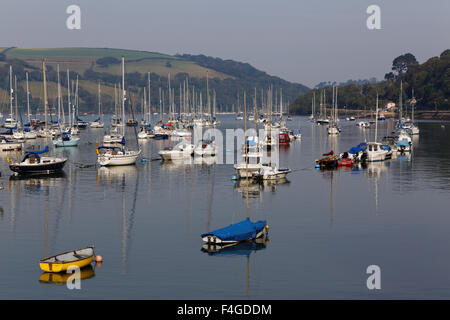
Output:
left=0, top=115, right=449, bottom=299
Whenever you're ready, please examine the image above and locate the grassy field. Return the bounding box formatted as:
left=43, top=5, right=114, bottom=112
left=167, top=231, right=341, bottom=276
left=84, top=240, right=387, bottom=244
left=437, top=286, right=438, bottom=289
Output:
left=3, top=47, right=231, bottom=80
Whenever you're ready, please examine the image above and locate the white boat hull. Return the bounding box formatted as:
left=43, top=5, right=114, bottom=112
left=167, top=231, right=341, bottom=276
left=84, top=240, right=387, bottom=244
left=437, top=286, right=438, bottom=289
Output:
left=98, top=150, right=141, bottom=166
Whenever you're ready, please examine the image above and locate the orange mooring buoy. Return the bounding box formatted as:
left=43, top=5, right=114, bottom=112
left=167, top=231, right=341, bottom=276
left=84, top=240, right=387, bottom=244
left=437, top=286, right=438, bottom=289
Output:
left=95, top=255, right=103, bottom=262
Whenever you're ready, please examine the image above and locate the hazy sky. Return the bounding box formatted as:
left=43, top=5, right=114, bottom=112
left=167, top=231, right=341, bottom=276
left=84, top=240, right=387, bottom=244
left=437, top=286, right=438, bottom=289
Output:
left=1, top=0, right=449, bottom=87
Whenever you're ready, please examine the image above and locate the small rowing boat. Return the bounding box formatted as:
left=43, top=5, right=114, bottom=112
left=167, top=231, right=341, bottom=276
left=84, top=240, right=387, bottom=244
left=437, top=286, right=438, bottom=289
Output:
left=39, top=246, right=95, bottom=273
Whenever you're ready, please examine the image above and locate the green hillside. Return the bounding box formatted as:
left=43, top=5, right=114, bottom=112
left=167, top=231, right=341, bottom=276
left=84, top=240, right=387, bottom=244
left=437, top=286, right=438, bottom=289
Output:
left=0, top=47, right=309, bottom=114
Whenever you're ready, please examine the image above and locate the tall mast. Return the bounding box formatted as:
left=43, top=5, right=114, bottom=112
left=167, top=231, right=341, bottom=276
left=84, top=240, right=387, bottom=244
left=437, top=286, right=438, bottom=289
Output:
left=9, top=65, right=13, bottom=119
left=207, top=71, right=210, bottom=120
left=99, top=81, right=102, bottom=119
left=280, top=88, right=283, bottom=120
left=26, top=72, right=31, bottom=123
left=57, top=64, right=61, bottom=123
left=43, top=60, right=48, bottom=132
left=168, top=73, right=171, bottom=120
left=67, top=70, right=71, bottom=127
left=148, top=72, right=151, bottom=123
left=14, top=76, right=18, bottom=128
left=399, top=80, right=403, bottom=125
left=122, top=56, right=126, bottom=136
left=375, top=93, right=378, bottom=142
left=244, top=90, right=249, bottom=218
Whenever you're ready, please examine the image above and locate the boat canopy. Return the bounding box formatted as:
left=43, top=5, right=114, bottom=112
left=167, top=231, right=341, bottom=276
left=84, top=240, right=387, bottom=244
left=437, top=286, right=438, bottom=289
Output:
left=292, top=129, right=301, bottom=135
left=25, top=146, right=49, bottom=155
left=381, top=145, right=391, bottom=151
left=397, top=140, right=410, bottom=147
left=201, top=218, right=267, bottom=242
left=349, top=146, right=362, bottom=154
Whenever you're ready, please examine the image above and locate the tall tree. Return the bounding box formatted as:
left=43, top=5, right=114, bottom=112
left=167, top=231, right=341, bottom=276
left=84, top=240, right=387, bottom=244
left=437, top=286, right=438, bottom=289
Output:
left=392, top=53, right=419, bottom=74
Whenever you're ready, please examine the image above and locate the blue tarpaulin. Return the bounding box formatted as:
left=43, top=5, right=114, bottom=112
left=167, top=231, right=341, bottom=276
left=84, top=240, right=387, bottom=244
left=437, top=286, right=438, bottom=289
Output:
left=397, top=140, right=410, bottom=147
left=349, top=146, right=362, bottom=154
left=25, top=146, right=49, bottom=155
left=201, top=218, right=267, bottom=242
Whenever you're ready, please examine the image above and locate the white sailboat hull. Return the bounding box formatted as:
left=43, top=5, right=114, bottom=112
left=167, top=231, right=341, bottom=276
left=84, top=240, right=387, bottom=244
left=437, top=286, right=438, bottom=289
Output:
left=97, top=150, right=141, bottom=166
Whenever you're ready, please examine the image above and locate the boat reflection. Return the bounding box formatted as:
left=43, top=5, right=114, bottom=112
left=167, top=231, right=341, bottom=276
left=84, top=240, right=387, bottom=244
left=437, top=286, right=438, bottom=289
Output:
left=97, top=165, right=138, bottom=186
left=8, top=172, right=67, bottom=193
left=193, top=156, right=217, bottom=166
left=233, top=178, right=289, bottom=198
left=201, top=237, right=269, bottom=256
left=39, top=265, right=95, bottom=285
left=160, top=158, right=193, bottom=170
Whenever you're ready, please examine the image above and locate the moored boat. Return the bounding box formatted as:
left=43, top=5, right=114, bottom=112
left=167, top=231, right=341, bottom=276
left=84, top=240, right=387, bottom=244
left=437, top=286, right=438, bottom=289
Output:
left=39, top=246, right=95, bottom=273
left=201, top=218, right=268, bottom=244
left=9, top=146, right=67, bottom=175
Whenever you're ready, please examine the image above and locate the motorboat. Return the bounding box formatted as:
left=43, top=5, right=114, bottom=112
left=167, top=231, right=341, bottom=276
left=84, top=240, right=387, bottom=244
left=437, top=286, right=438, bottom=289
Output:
left=396, top=130, right=412, bottom=152
left=159, top=141, right=194, bottom=160
left=357, top=121, right=370, bottom=128
left=137, top=126, right=155, bottom=139
left=292, top=129, right=302, bottom=139
left=194, top=139, right=217, bottom=157
left=90, top=118, right=104, bottom=128
left=366, top=142, right=389, bottom=162
left=252, top=163, right=291, bottom=181
left=0, top=136, right=22, bottom=152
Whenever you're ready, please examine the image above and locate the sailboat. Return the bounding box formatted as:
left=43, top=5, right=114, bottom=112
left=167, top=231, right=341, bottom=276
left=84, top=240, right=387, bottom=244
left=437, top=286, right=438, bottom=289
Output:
left=53, top=67, right=80, bottom=148
left=9, top=60, right=68, bottom=175
left=366, top=94, right=389, bottom=162
left=23, top=72, right=37, bottom=139
left=4, top=66, right=19, bottom=130
left=90, top=82, right=104, bottom=128
left=327, top=86, right=340, bottom=135
left=395, top=81, right=412, bottom=153
left=404, top=89, right=420, bottom=135
left=201, top=96, right=268, bottom=244
left=97, top=57, right=141, bottom=166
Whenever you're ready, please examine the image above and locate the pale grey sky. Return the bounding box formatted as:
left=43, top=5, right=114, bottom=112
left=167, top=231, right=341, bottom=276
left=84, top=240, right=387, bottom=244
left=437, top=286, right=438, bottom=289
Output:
left=1, top=0, right=449, bottom=87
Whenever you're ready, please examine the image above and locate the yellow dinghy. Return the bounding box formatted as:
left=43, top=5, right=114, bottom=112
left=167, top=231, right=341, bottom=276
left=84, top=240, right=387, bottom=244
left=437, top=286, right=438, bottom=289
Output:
left=39, top=246, right=95, bottom=273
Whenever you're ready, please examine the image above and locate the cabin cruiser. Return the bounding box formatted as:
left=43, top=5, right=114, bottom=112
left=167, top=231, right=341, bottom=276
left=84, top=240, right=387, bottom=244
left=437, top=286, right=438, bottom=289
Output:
left=3, top=118, right=19, bottom=129
left=234, top=137, right=263, bottom=178
left=252, top=163, right=291, bottom=181
left=137, top=126, right=155, bottom=139
left=356, top=121, right=370, bottom=128
left=90, top=118, right=104, bottom=128
left=396, top=130, right=412, bottom=152
left=327, top=124, right=340, bottom=135
left=0, top=136, right=22, bottom=152
left=159, top=141, right=194, bottom=160
left=194, top=139, right=217, bottom=157
left=292, top=129, right=302, bottom=139
left=103, top=132, right=125, bottom=145
left=365, top=142, right=389, bottom=162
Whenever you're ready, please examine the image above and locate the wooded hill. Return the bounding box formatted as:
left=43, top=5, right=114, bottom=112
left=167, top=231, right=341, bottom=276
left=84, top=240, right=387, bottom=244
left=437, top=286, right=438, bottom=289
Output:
left=289, top=50, right=450, bottom=115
